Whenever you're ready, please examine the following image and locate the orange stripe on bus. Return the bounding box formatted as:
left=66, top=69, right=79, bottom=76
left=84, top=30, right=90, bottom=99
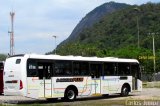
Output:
left=79, top=77, right=89, bottom=93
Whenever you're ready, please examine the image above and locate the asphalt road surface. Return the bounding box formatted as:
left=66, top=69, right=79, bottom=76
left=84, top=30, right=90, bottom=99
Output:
left=0, top=88, right=160, bottom=105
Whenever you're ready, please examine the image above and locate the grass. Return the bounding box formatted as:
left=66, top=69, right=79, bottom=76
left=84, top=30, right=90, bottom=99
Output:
left=3, top=98, right=160, bottom=106
left=11, top=100, right=125, bottom=106
left=143, top=81, right=160, bottom=88
left=0, top=96, right=126, bottom=106
left=1, top=97, right=160, bottom=106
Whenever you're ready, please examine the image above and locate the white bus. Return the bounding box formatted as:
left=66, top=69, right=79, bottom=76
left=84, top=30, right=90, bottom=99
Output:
left=4, top=54, right=142, bottom=100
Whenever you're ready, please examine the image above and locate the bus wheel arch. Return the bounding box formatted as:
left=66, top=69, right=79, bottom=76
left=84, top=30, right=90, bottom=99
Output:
left=121, top=83, right=131, bottom=96
left=64, top=85, right=78, bottom=101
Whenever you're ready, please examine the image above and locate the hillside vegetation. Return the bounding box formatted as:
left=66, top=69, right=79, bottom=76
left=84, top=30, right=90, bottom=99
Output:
left=50, top=3, right=160, bottom=74
left=0, top=54, right=7, bottom=61
left=61, top=2, right=130, bottom=44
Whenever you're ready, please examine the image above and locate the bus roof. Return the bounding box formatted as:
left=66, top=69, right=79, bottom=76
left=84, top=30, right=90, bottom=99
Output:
left=18, top=54, right=139, bottom=63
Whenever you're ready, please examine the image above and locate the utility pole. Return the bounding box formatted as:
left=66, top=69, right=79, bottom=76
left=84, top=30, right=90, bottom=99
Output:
left=52, top=35, right=57, bottom=55
left=136, top=15, right=140, bottom=48
left=134, top=7, right=140, bottom=48
left=10, top=12, right=15, bottom=56
left=8, top=31, right=12, bottom=55
left=149, top=32, right=158, bottom=81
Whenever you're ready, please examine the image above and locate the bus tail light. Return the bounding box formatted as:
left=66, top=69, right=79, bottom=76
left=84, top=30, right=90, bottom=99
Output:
left=20, top=80, right=23, bottom=90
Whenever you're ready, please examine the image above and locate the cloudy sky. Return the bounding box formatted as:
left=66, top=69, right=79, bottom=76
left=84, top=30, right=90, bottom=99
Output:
left=0, top=0, right=159, bottom=54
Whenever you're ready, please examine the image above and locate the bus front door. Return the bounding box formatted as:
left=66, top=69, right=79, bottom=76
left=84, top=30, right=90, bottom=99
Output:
left=131, top=64, right=142, bottom=91
left=90, top=63, right=102, bottom=95
left=38, top=63, right=52, bottom=98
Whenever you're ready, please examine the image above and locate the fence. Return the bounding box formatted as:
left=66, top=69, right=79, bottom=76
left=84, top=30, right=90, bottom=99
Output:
left=142, top=72, right=160, bottom=81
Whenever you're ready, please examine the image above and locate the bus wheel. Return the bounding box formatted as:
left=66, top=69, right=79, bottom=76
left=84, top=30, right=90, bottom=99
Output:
left=64, top=88, right=76, bottom=101
left=121, top=86, right=129, bottom=96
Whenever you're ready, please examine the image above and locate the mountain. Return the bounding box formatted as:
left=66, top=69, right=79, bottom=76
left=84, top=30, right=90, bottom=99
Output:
left=54, top=2, right=160, bottom=57
left=60, top=2, right=130, bottom=45
left=45, top=2, right=160, bottom=76
left=48, top=2, right=160, bottom=74
left=75, top=3, right=160, bottom=49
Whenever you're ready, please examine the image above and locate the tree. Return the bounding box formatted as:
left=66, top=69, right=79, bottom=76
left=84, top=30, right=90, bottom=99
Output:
left=0, top=54, right=7, bottom=61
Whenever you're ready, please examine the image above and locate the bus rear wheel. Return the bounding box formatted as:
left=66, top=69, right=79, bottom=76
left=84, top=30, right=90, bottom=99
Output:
left=121, top=86, right=129, bottom=96
left=64, top=88, right=76, bottom=101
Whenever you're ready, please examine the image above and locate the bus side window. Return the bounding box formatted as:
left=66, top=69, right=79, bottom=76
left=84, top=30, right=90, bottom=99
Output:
left=16, top=59, right=21, bottom=64
left=104, top=63, right=116, bottom=76
left=90, top=64, right=102, bottom=78
left=54, top=61, right=72, bottom=76
left=73, top=62, right=80, bottom=75
left=37, top=63, right=53, bottom=79
left=118, top=63, right=131, bottom=76
left=64, top=62, right=72, bottom=75
left=46, top=65, right=52, bottom=79
left=27, top=60, right=38, bottom=77
left=37, top=64, right=43, bottom=79
left=73, top=61, right=89, bottom=76
left=81, top=62, right=89, bottom=75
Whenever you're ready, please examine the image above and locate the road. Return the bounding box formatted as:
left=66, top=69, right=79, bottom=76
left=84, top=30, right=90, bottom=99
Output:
left=0, top=88, right=160, bottom=105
